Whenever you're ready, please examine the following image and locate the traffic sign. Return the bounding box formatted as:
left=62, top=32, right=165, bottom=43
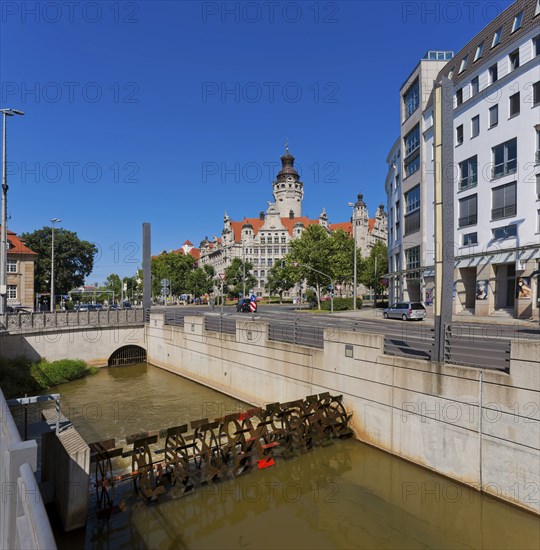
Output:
left=218, top=273, right=225, bottom=280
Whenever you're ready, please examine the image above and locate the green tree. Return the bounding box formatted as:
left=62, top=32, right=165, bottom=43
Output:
left=360, top=241, right=388, bottom=297
left=266, top=260, right=296, bottom=303
left=328, top=229, right=357, bottom=294
left=105, top=274, right=122, bottom=301
left=151, top=252, right=195, bottom=297
left=187, top=267, right=214, bottom=298
left=224, top=258, right=256, bottom=299
left=21, top=227, right=97, bottom=297
left=288, top=225, right=333, bottom=310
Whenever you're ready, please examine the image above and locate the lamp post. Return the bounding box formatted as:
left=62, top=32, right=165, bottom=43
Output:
left=50, top=218, right=61, bottom=312
left=293, top=262, right=334, bottom=314
left=347, top=201, right=358, bottom=310
left=0, top=108, right=24, bottom=315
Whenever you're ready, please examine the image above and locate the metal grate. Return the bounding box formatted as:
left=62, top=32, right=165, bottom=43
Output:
left=108, top=345, right=147, bottom=367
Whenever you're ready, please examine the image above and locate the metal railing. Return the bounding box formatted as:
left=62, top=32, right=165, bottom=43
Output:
left=444, top=325, right=510, bottom=371
left=204, top=315, right=236, bottom=335
left=268, top=320, right=325, bottom=349
left=0, top=308, right=144, bottom=332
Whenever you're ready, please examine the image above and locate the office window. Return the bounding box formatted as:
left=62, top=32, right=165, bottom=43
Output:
left=260, top=237, right=265, bottom=244
left=281, top=236, right=286, bottom=243
left=463, top=232, right=478, bottom=246
left=534, top=35, right=540, bottom=57
left=533, top=81, right=540, bottom=105
left=456, top=125, right=464, bottom=145
left=492, top=182, right=517, bottom=220
left=406, top=246, right=421, bottom=270
left=403, top=79, right=419, bottom=119
left=7, top=260, right=16, bottom=273
left=471, top=77, right=479, bottom=96
left=492, top=224, right=517, bottom=240
left=474, top=42, right=484, bottom=62
left=509, top=92, right=520, bottom=117
left=459, top=156, right=478, bottom=191
left=537, top=174, right=540, bottom=198
left=511, top=11, right=523, bottom=33
left=489, top=63, right=498, bottom=84
left=536, top=0, right=540, bottom=17
left=538, top=210, right=540, bottom=233
left=253, top=270, right=258, bottom=277
left=492, top=138, right=517, bottom=179
left=536, top=130, right=540, bottom=164
left=459, top=194, right=477, bottom=227
left=404, top=155, right=419, bottom=177
left=489, top=104, right=498, bottom=128
left=456, top=88, right=463, bottom=106
left=260, top=270, right=265, bottom=277
left=509, top=49, right=520, bottom=71
left=404, top=125, right=420, bottom=156
left=405, top=211, right=420, bottom=235
left=267, top=259, right=273, bottom=267
left=7, top=285, right=16, bottom=299
left=459, top=56, right=468, bottom=74
left=492, top=28, right=502, bottom=48
left=281, top=248, right=286, bottom=254
left=471, top=115, right=480, bottom=137
left=405, top=185, right=420, bottom=213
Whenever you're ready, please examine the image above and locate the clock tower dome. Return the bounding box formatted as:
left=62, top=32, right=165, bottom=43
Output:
left=272, top=145, right=304, bottom=218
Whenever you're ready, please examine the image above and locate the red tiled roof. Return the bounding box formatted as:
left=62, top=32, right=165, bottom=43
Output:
left=183, top=239, right=193, bottom=246
left=230, top=216, right=322, bottom=242
left=1, top=227, right=37, bottom=256
left=368, top=219, right=375, bottom=232
left=173, top=247, right=201, bottom=260
left=329, top=222, right=352, bottom=235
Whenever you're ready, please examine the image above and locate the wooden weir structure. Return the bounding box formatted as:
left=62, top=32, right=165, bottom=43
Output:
left=89, top=392, right=352, bottom=517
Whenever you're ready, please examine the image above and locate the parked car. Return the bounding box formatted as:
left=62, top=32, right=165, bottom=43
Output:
left=122, top=301, right=132, bottom=310
left=236, top=298, right=254, bottom=312
left=108, top=304, right=119, bottom=310
left=383, top=302, right=426, bottom=321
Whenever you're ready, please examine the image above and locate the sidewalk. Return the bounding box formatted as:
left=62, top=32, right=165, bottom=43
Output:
left=317, top=306, right=540, bottom=327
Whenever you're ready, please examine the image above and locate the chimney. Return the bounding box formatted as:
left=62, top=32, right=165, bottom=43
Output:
left=259, top=211, right=265, bottom=220
left=289, top=210, right=294, bottom=219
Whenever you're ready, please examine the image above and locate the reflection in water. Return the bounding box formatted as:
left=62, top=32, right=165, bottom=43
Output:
left=49, top=364, right=538, bottom=550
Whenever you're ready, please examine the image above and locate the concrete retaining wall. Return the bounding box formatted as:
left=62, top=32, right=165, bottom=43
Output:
left=147, top=313, right=540, bottom=515
left=0, top=325, right=146, bottom=367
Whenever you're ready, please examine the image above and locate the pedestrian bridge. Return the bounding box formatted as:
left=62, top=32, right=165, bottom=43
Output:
left=0, top=310, right=146, bottom=367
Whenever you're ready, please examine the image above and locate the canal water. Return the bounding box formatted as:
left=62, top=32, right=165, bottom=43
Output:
left=49, top=364, right=538, bottom=550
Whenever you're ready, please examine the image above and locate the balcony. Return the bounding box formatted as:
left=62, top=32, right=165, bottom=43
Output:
left=458, top=214, right=477, bottom=227
left=491, top=161, right=517, bottom=180
left=458, top=175, right=477, bottom=192
left=491, top=204, right=517, bottom=221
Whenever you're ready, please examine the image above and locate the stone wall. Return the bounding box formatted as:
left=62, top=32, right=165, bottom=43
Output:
left=146, top=313, right=540, bottom=515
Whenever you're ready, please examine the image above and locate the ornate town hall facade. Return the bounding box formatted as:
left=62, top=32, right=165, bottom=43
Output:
left=196, top=149, right=387, bottom=297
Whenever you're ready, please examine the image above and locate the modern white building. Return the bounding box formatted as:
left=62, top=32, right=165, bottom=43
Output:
left=386, top=0, right=540, bottom=320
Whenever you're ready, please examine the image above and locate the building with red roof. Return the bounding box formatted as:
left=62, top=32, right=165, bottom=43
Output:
left=1, top=227, right=37, bottom=309
left=197, top=149, right=387, bottom=297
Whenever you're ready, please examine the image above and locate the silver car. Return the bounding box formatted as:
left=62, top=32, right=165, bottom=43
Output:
left=383, top=302, right=426, bottom=321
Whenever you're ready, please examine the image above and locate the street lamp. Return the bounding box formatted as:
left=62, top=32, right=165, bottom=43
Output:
left=347, top=201, right=358, bottom=311
left=50, top=218, right=62, bottom=312
left=0, top=108, right=24, bottom=315
left=293, top=262, right=334, bottom=314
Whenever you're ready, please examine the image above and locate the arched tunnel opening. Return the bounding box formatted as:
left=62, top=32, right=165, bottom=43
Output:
left=108, top=345, right=147, bottom=367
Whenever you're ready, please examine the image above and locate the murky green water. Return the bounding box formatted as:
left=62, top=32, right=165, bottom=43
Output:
left=49, top=364, right=538, bottom=550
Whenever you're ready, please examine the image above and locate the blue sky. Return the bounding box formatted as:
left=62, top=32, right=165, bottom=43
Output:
left=1, top=0, right=513, bottom=282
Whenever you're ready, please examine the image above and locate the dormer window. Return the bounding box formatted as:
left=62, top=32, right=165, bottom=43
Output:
left=459, top=56, right=468, bottom=74
left=474, top=42, right=484, bottom=62
left=512, top=11, right=523, bottom=33
left=492, top=28, right=502, bottom=48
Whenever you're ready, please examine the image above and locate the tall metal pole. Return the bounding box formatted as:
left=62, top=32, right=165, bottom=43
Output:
left=50, top=219, right=61, bottom=312
left=353, top=206, right=357, bottom=310
left=142, top=223, right=151, bottom=315
left=0, top=113, right=7, bottom=315
left=242, top=245, right=246, bottom=297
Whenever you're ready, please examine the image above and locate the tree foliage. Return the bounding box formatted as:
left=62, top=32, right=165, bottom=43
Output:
left=288, top=225, right=333, bottom=309
left=224, top=257, right=256, bottom=298
left=328, top=228, right=356, bottom=291
left=151, top=252, right=195, bottom=296
left=266, top=260, right=297, bottom=302
left=21, top=227, right=97, bottom=294
left=187, top=267, right=214, bottom=298
left=360, top=241, right=388, bottom=294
